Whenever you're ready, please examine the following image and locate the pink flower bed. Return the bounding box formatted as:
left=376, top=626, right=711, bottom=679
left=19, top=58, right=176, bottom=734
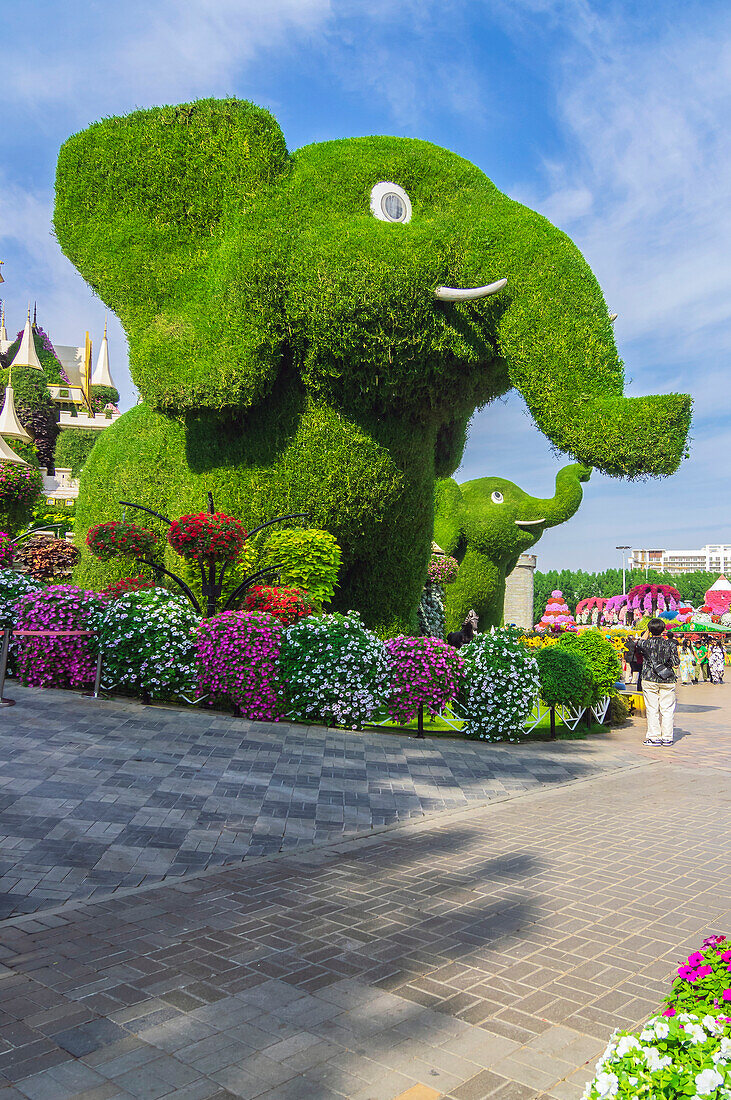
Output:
left=0, top=532, right=15, bottom=568
left=13, top=585, right=104, bottom=688
left=196, top=611, right=282, bottom=721
left=385, top=636, right=463, bottom=724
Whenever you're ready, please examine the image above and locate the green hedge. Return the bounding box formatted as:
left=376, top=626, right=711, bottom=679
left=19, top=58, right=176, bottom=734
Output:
left=54, top=429, right=99, bottom=477
left=556, top=629, right=622, bottom=703
left=536, top=646, right=592, bottom=709
left=55, top=97, right=692, bottom=631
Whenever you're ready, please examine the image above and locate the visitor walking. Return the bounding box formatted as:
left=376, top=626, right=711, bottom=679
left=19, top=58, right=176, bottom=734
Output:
left=708, top=639, right=726, bottom=684
left=695, top=637, right=710, bottom=682
left=636, top=619, right=680, bottom=746
left=679, top=639, right=696, bottom=685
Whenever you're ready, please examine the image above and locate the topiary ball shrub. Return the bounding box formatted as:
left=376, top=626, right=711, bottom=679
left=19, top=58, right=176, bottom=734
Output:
left=259, top=528, right=342, bottom=608
left=0, top=532, right=15, bottom=568
left=536, top=646, right=592, bottom=709
left=460, top=629, right=540, bottom=741
left=94, top=589, right=199, bottom=699
left=0, top=568, right=42, bottom=629
left=418, top=582, right=445, bottom=639
left=385, top=636, right=463, bottom=724
left=583, top=1012, right=730, bottom=1099
left=556, top=629, right=622, bottom=704
left=662, top=934, right=731, bottom=1019
left=243, top=585, right=316, bottom=626
left=14, top=585, right=104, bottom=688
left=279, top=611, right=390, bottom=728
left=196, top=611, right=282, bottom=721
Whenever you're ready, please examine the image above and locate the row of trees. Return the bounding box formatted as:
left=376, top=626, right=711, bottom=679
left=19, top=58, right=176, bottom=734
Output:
left=533, top=568, right=719, bottom=621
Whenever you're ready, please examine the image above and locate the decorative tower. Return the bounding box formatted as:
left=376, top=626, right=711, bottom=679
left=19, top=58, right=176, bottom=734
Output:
left=91, top=316, right=115, bottom=388
left=9, top=308, right=43, bottom=371
left=0, top=302, right=8, bottom=344
left=536, top=589, right=577, bottom=633
left=0, top=382, right=32, bottom=443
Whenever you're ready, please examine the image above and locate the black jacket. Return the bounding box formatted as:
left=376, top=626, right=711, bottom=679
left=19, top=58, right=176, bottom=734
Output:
left=636, top=636, right=680, bottom=683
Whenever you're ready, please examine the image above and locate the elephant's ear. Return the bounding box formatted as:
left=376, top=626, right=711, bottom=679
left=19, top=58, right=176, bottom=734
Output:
left=54, top=98, right=291, bottom=412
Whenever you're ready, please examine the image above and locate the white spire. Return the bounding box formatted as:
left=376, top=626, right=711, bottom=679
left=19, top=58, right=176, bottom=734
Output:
left=0, top=385, right=31, bottom=442
left=0, top=431, right=27, bottom=464
left=0, top=303, right=7, bottom=343
left=91, top=316, right=114, bottom=388
left=10, top=307, right=43, bottom=371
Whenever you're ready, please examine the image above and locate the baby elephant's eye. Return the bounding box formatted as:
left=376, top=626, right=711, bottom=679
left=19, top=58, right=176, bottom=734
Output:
left=491, top=491, right=504, bottom=504
left=370, top=182, right=412, bottom=224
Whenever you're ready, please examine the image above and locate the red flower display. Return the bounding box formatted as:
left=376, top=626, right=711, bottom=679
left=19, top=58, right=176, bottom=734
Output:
left=86, top=521, right=160, bottom=561
left=167, top=512, right=246, bottom=564
left=243, top=585, right=315, bottom=625
left=103, top=576, right=158, bottom=600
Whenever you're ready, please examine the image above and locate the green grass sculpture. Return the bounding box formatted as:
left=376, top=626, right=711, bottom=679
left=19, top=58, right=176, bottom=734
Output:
left=53, top=97, right=691, bottom=632
left=435, top=464, right=591, bottom=631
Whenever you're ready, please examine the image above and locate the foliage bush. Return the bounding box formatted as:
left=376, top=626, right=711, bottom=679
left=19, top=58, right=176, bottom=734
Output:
left=0, top=532, right=15, bottom=568
left=54, top=428, right=99, bottom=477
left=279, top=611, right=389, bottom=728
left=14, top=585, right=103, bottom=688
left=242, top=585, right=315, bottom=625
left=93, top=589, right=199, bottom=698
left=459, top=629, right=540, bottom=741
left=662, top=935, right=731, bottom=1019
left=14, top=536, right=79, bottom=582
left=556, top=629, right=622, bottom=703
left=258, top=528, right=341, bottom=608
left=0, top=568, right=42, bottom=628
left=384, top=636, right=463, bottom=724
left=87, top=520, right=160, bottom=560
left=536, top=646, right=592, bottom=709
left=605, top=693, right=630, bottom=726
left=583, top=1013, right=730, bottom=1099
left=418, top=582, right=445, bottom=639
left=196, top=611, right=282, bottom=720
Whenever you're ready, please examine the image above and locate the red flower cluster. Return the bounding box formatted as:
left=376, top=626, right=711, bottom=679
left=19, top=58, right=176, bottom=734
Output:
left=243, top=585, right=315, bottom=626
left=167, top=512, right=246, bottom=564
left=103, top=576, right=158, bottom=601
left=86, top=521, right=160, bottom=561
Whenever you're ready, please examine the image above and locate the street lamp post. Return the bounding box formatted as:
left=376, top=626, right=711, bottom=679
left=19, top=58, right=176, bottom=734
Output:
left=616, top=545, right=631, bottom=596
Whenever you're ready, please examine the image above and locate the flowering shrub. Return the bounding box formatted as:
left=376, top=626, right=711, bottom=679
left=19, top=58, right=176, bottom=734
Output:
left=86, top=520, right=160, bottom=560
left=663, top=935, right=731, bottom=1018
left=427, top=554, right=459, bottom=586
left=0, top=462, right=42, bottom=507
left=385, top=636, right=463, bottom=723
left=93, top=589, right=199, bottom=698
left=0, top=568, right=42, bottom=628
left=103, top=576, right=158, bottom=600
left=243, top=585, right=315, bottom=626
left=627, top=582, right=681, bottom=614
left=280, top=612, right=390, bottom=728
left=14, top=536, right=79, bottom=582
left=0, top=533, right=15, bottom=568
left=583, top=1012, right=730, bottom=1099
left=196, top=611, right=282, bottom=720
left=167, top=512, right=246, bottom=563
left=14, top=585, right=103, bottom=688
left=418, top=582, right=446, bottom=639
left=460, top=630, right=540, bottom=741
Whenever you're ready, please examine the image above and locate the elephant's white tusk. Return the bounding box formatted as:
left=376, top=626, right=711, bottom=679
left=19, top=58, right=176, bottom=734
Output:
left=515, top=518, right=545, bottom=527
left=434, top=278, right=507, bottom=302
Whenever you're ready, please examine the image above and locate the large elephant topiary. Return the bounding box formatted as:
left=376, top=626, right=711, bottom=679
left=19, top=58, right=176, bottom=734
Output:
left=53, top=98, right=691, bottom=632
left=435, top=464, right=590, bottom=631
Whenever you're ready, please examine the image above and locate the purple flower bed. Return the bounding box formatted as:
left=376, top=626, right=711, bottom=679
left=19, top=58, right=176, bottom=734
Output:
left=13, top=585, right=104, bottom=688
left=385, top=635, right=463, bottom=724
left=196, top=611, right=283, bottom=721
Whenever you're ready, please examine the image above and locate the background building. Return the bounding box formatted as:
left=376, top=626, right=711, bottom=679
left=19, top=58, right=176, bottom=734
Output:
left=631, top=545, right=731, bottom=574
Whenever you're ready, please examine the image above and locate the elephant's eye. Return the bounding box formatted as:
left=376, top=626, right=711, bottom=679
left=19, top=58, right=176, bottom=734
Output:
left=491, top=491, right=504, bottom=504
left=370, top=182, right=412, bottom=224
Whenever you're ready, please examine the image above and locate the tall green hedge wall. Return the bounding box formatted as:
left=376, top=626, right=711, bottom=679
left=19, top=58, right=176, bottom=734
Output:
left=54, top=97, right=691, bottom=631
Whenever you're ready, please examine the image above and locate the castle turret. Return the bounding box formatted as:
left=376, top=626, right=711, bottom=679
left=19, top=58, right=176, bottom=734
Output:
left=91, top=317, right=114, bottom=388
left=0, top=383, right=32, bottom=443
left=10, top=308, right=43, bottom=371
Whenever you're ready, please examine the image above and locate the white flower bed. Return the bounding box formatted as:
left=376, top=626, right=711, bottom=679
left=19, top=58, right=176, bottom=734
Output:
left=460, top=629, right=540, bottom=741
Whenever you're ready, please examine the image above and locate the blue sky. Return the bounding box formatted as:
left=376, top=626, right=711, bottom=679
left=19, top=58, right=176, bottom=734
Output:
left=1, top=0, right=729, bottom=571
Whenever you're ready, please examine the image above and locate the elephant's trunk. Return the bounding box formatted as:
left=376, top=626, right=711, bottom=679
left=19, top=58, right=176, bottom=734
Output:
left=533, top=463, right=591, bottom=528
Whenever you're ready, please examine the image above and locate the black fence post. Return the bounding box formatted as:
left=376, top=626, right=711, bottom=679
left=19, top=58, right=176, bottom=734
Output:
left=416, top=703, right=425, bottom=739
left=0, top=629, right=14, bottom=707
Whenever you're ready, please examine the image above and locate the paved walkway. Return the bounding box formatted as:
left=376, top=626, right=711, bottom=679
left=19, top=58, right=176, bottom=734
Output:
left=0, top=684, right=728, bottom=1100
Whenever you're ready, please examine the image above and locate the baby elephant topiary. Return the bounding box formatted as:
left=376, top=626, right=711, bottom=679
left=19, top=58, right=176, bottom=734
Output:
left=54, top=98, right=691, bottom=632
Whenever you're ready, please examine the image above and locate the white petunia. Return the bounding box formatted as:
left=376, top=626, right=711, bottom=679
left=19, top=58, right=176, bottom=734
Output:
left=593, top=1071, right=619, bottom=1098
left=696, top=1068, right=724, bottom=1095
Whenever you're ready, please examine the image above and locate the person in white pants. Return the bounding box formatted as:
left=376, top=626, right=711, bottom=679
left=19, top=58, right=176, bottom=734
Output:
left=636, top=619, right=680, bottom=746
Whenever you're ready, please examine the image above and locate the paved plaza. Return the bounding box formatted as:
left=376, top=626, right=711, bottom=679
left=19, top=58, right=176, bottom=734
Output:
left=0, top=684, right=729, bottom=1099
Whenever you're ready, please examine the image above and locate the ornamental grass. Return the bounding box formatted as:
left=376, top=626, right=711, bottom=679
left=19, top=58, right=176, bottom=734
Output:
left=385, top=636, right=463, bottom=724
left=13, top=585, right=103, bottom=688
left=196, top=611, right=282, bottom=721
